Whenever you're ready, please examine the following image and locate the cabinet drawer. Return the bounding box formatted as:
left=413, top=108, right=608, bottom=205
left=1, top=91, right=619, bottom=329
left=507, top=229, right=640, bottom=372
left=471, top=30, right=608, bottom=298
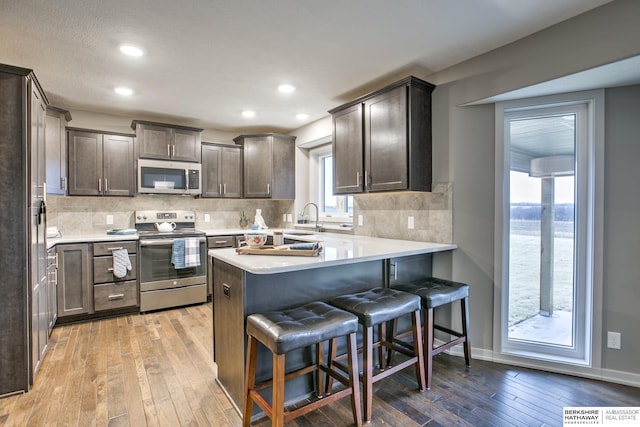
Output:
left=207, top=236, right=235, bottom=248
left=93, top=254, right=137, bottom=283
left=93, top=241, right=137, bottom=256
left=94, top=281, right=138, bottom=311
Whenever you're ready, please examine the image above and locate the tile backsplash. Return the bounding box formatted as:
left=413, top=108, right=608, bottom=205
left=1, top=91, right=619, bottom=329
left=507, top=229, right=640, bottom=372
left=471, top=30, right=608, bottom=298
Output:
left=47, top=182, right=452, bottom=244
left=46, top=195, right=294, bottom=236
left=352, top=182, right=452, bottom=243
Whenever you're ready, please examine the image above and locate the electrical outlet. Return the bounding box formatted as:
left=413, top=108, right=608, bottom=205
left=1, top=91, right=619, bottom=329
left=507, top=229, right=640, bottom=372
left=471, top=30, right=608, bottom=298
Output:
left=204, top=214, right=211, bottom=222
left=358, top=215, right=364, bottom=226
left=287, top=214, right=292, bottom=222
left=106, top=215, right=113, bottom=225
left=607, top=331, right=621, bottom=349
left=408, top=216, right=415, bottom=229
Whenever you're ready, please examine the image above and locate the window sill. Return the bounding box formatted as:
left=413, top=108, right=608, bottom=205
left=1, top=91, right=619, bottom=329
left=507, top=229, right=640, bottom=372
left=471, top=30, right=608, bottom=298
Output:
left=294, top=223, right=353, bottom=233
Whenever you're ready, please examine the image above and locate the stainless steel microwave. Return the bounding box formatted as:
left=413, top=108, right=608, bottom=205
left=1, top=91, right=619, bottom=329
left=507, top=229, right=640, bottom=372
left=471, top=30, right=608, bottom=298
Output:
left=137, top=158, right=202, bottom=195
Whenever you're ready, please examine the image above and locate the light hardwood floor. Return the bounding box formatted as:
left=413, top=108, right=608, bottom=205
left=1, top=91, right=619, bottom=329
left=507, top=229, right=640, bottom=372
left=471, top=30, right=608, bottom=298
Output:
left=0, top=303, right=240, bottom=427
left=2, top=302, right=639, bottom=426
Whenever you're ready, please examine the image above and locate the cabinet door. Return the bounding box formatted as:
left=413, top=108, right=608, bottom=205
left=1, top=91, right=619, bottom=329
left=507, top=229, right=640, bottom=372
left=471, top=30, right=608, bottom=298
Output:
left=103, top=134, right=134, bottom=196
left=137, top=123, right=172, bottom=160
left=201, top=144, right=222, bottom=197
left=172, top=128, right=201, bottom=162
left=243, top=136, right=272, bottom=198
left=45, top=109, right=68, bottom=195
left=364, top=85, right=408, bottom=192
left=68, top=130, right=102, bottom=195
left=57, top=244, right=93, bottom=317
left=332, top=104, right=364, bottom=194
left=221, top=146, right=242, bottom=198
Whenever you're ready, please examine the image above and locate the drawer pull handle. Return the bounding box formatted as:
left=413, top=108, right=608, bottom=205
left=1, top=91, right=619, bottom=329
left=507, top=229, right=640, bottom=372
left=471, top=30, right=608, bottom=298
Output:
left=108, top=294, right=125, bottom=300
left=107, top=247, right=124, bottom=251
left=215, top=240, right=228, bottom=244
left=107, top=268, right=114, bottom=272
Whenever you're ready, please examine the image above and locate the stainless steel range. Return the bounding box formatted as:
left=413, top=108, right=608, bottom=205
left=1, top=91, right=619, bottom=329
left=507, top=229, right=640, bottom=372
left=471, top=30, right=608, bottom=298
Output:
left=135, top=210, right=207, bottom=312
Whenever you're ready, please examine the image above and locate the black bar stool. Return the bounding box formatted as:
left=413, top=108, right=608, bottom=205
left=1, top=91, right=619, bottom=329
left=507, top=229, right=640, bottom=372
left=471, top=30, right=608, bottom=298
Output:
left=327, top=287, right=426, bottom=423
left=243, top=301, right=362, bottom=427
left=391, top=277, right=471, bottom=389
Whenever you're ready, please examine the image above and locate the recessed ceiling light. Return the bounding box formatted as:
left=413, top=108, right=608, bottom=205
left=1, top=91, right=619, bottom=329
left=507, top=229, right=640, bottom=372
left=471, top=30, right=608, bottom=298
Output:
left=119, top=44, right=144, bottom=57
left=114, top=87, right=133, bottom=96
left=278, top=84, right=296, bottom=93
left=242, top=110, right=256, bottom=118
left=296, top=113, right=309, bottom=120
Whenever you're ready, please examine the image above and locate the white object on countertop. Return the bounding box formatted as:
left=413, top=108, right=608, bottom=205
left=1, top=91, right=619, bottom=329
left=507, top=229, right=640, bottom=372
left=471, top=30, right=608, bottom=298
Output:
left=46, top=226, right=61, bottom=238
left=254, top=209, right=268, bottom=229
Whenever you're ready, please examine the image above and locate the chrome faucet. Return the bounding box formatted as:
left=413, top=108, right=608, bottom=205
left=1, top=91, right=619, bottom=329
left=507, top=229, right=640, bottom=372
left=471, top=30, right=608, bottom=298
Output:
left=301, top=202, right=323, bottom=232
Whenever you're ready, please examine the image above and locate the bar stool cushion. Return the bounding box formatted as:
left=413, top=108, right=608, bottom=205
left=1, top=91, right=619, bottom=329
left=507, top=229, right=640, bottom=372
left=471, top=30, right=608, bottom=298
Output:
left=246, top=301, right=358, bottom=355
left=328, top=288, right=421, bottom=327
left=394, top=278, right=469, bottom=309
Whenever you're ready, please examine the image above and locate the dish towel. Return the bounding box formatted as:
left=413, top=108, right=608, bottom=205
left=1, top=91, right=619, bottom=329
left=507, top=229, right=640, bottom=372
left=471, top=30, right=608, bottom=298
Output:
left=112, top=248, right=132, bottom=278
left=171, top=239, right=186, bottom=269
left=184, top=237, right=201, bottom=268
left=172, top=238, right=201, bottom=269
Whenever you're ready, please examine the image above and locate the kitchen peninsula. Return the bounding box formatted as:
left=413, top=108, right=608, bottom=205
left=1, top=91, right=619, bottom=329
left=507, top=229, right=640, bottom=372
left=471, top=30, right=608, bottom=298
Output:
left=209, top=233, right=456, bottom=411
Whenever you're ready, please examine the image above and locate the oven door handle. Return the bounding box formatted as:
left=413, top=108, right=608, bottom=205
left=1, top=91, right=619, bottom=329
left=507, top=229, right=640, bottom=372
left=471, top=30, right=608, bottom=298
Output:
left=139, top=237, right=206, bottom=246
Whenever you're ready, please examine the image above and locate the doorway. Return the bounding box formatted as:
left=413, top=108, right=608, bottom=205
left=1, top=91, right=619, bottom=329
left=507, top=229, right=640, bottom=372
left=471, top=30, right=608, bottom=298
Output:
left=495, top=93, right=603, bottom=366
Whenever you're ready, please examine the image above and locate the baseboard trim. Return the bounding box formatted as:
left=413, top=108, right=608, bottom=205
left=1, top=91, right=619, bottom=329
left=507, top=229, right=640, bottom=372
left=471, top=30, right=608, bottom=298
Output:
left=446, top=345, right=640, bottom=388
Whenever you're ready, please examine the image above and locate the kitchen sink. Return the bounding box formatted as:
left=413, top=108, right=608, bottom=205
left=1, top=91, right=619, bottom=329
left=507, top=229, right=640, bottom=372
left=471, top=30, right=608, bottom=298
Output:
left=282, top=229, right=316, bottom=236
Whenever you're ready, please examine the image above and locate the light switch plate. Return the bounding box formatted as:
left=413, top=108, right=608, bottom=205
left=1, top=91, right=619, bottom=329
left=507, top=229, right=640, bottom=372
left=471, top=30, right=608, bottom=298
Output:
left=204, top=214, right=211, bottom=222
left=408, top=216, right=415, bottom=229
left=287, top=214, right=293, bottom=223
left=106, top=215, right=113, bottom=225
left=358, top=215, right=364, bottom=226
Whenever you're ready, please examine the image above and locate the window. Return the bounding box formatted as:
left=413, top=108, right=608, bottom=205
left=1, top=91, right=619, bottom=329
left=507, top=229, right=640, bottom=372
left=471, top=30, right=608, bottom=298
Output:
left=310, top=145, right=353, bottom=221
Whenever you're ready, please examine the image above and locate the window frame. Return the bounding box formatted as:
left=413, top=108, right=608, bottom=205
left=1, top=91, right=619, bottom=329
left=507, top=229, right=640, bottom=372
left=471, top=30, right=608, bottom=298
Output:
left=493, top=90, right=604, bottom=369
left=309, top=144, right=353, bottom=222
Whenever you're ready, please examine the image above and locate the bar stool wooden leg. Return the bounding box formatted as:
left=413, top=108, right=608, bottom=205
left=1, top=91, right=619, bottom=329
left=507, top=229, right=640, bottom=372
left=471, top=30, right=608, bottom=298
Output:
left=346, top=333, right=363, bottom=427
left=411, top=310, right=427, bottom=391
left=315, top=342, right=324, bottom=398
left=325, top=337, right=337, bottom=394
left=272, top=353, right=285, bottom=427
left=462, top=297, right=471, bottom=366
left=378, top=322, right=386, bottom=371
left=243, top=336, right=258, bottom=427
left=424, top=308, right=434, bottom=389
left=363, top=325, right=374, bottom=423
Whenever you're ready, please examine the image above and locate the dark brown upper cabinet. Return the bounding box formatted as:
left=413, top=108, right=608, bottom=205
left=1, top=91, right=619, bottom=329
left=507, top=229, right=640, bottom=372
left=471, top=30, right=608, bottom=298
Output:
left=45, top=106, right=71, bottom=195
left=329, top=76, right=435, bottom=194
left=67, top=128, right=135, bottom=196
left=201, top=142, right=243, bottom=198
left=233, top=133, right=296, bottom=199
left=131, top=120, right=203, bottom=163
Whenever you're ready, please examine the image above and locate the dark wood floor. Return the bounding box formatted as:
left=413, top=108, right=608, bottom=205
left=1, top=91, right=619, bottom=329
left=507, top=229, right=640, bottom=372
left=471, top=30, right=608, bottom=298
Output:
left=1, top=302, right=639, bottom=426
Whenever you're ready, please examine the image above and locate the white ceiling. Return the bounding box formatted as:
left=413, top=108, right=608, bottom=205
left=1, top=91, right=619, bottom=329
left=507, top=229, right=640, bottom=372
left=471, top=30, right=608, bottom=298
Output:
left=0, top=0, right=614, bottom=133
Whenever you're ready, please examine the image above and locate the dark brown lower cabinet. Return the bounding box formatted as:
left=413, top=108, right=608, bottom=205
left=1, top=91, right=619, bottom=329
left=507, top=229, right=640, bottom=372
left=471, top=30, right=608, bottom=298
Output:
left=57, top=244, right=93, bottom=318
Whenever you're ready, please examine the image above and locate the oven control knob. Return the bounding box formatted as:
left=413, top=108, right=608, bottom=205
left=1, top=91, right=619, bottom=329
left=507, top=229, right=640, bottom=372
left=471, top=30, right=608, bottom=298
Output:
left=173, top=280, right=178, bottom=285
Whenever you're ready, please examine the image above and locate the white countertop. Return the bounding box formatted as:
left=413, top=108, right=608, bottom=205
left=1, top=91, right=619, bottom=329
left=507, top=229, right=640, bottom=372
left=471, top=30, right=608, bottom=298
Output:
left=47, top=233, right=138, bottom=249
left=209, top=233, right=457, bottom=274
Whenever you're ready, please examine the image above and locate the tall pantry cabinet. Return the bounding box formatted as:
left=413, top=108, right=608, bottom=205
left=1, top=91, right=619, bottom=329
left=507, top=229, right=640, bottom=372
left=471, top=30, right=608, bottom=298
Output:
left=0, top=64, right=49, bottom=396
